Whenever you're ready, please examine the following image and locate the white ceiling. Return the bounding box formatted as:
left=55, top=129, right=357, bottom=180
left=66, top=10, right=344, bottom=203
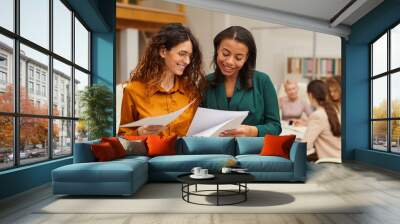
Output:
left=165, top=0, right=384, bottom=38
left=226, top=0, right=353, bottom=23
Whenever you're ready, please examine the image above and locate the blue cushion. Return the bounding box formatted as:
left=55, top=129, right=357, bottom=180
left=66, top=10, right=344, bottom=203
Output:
left=73, top=140, right=100, bottom=163
left=52, top=159, right=146, bottom=183
left=148, top=154, right=235, bottom=172
left=235, top=137, right=264, bottom=155
left=236, top=155, right=293, bottom=172
left=177, top=137, right=235, bottom=155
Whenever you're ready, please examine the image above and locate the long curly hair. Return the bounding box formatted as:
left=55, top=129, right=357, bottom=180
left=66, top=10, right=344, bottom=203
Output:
left=307, top=80, right=341, bottom=137
left=209, top=26, right=257, bottom=90
left=129, top=23, right=205, bottom=99
left=325, top=76, right=341, bottom=110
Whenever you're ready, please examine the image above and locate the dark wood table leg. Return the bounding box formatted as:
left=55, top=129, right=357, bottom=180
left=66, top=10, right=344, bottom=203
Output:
left=217, top=184, right=219, bottom=206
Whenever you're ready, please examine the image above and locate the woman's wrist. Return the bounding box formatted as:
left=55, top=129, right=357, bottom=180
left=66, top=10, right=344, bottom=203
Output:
left=137, top=126, right=143, bottom=135
left=251, top=126, right=259, bottom=137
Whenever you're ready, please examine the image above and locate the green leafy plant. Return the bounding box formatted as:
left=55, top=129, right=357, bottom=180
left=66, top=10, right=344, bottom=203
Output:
left=79, top=84, right=113, bottom=140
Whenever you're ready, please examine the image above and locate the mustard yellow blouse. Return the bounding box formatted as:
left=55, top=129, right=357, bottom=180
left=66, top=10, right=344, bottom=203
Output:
left=118, top=79, right=197, bottom=137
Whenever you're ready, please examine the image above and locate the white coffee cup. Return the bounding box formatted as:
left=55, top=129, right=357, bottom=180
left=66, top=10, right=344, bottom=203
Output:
left=191, top=167, right=202, bottom=176
left=221, top=167, right=232, bottom=174
left=200, top=169, right=208, bottom=176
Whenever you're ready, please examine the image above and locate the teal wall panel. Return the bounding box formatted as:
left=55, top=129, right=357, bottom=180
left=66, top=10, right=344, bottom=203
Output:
left=344, top=0, right=400, bottom=171
left=0, top=0, right=115, bottom=200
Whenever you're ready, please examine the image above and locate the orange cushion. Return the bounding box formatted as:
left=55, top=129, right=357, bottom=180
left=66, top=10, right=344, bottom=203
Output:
left=91, top=142, right=117, bottom=162
left=101, top=137, right=127, bottom=158
left=259, top=135, right=296, bottom=159
left=123, top=135, right=148, bottom=141
left=146, top=135, right=177, bottom=157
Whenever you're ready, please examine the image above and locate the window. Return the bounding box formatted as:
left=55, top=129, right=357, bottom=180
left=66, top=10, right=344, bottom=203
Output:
left=0, top=0, right=14, bottom=32
left=28, top=67, right=34, bottom=80
left=0, top=54, right=7, bottom=86
left=0, top=0, right=91, bottom=170
left=0, top=34, right=13, bottom=113
left=42, top=85, right=46, bottom=97
left=28, top=81, right=34, bottom=94
left=35, top=70, right=40, bottom=81
left=371, top=23, right=400, bottom=154
left=36, top=83, right=40, bottom=95
left=0, top=71, right=6, bottom=85
left=0, top=54, right=7, bottom=67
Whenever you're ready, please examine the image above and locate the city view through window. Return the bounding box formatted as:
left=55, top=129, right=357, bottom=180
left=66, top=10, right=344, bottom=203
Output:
left=371, top=23, right=400, bottom=153
left=0, top=0, right=91, bottom=170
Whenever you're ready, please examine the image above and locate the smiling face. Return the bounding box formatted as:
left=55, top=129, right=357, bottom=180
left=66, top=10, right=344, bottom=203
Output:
left=216, top=39, right=248, bottom=78
left=329, top=86, right=341, bottom=102
left=160, top=40, right=193, bottom=76
left=285, top=82, right=299, bottom=101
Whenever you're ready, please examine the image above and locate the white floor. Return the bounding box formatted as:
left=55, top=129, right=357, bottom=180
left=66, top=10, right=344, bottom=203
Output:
left=1, top=162, right=400, bottom=224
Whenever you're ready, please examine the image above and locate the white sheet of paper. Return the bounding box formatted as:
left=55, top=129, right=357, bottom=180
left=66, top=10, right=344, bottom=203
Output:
left=187, top=107, right=249, bottom=137
left=119, top=100, right=195, bottom=127
left=280, top=120, right=307, bottom=139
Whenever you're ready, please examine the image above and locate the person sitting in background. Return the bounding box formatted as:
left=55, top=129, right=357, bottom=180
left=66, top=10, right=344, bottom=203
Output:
left=326, top=76, right=341, bottom=111
left=279, top=80, right=313, bottom=126
left=303, top=80, right=341, bottom=162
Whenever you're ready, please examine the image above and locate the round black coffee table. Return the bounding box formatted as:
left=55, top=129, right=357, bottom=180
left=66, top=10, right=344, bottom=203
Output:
left=177, top=173, right=255, bottom=206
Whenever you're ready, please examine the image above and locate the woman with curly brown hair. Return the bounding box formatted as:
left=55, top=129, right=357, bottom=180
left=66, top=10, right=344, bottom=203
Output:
left=118, top=23, right=205, bottom=137
left=325, top=76, right=342, bottom=111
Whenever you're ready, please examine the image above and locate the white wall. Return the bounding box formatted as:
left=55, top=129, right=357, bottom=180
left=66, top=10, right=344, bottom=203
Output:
left=115, top=3, right=341, bottom=100
left=185, top=6, right=341, bottom=92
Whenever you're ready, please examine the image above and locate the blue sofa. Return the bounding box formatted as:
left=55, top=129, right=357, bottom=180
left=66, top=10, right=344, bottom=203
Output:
left=52, top=137, right=306, bottom=196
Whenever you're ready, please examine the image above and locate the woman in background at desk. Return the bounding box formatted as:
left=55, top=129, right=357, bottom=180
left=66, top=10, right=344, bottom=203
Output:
left=279, top=79, right=313, bottom=126
left=118, top=23, right=205, bottom=137
left=202, top=26, right=281, bottom=137
left=326, top=76, right=342, bottom=111
left=303, top=80, right=341, bottom=162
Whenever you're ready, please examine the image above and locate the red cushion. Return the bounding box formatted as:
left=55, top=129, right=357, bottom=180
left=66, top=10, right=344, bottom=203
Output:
left=146, top=135, right=177, bottom=157
left=259, top=135, right=296, bottom=159
left=101, top=137, right=127, bottom=158
left=123, top=135, right=148, bottom=141
left=91, top=142, right=117, bottom=161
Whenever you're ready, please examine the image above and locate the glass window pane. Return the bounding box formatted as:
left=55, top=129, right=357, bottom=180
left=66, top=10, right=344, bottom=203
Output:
left=0, top=35, right=14, bottom=113
left=74, top=69, right=89, bottom=118
left=53, top=0, right=72, bottom=60
left=391, top=72, right=400, bottom=118
left=392, top=24, right=400, bottom=70
left=53, top=119, right=72, bottom=158
left=20, top=0, right=49, bottom=49
left=75, top=120, right=88, bottom=143
left=20, top=117, right=49, bottom=165
left=53, top=59, right=72, bottom=117
left=0, top=116, right=14, bottom=170
left=20, top=44, right=49, bottom=115
left=391, top=120, right=400, bottom=153
left=372, top=77, right=387, bottom=119
left=372, top=121, right=388, bottom=151
left=75, top=18, right=89, bottom=70
left=372, top=33, right=387, bottom=76
left=0, top=0, right=14, bottom=31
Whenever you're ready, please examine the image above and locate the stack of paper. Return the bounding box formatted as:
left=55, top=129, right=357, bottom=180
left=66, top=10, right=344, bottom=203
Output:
left=120, top=103, right=249, bottom=137
left=119, top=101, right=194, bottom=128
left=186, top=107, right=249, bottom=137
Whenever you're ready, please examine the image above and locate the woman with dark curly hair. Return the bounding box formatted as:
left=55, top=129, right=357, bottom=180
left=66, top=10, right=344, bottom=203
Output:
left=118, top=23, right=205, bottom=137
left=202, top=26, right=281, bottom=137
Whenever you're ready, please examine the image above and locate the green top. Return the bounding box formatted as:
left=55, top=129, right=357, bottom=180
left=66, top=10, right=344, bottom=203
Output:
left=202, top=70, right=281, bottom=137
